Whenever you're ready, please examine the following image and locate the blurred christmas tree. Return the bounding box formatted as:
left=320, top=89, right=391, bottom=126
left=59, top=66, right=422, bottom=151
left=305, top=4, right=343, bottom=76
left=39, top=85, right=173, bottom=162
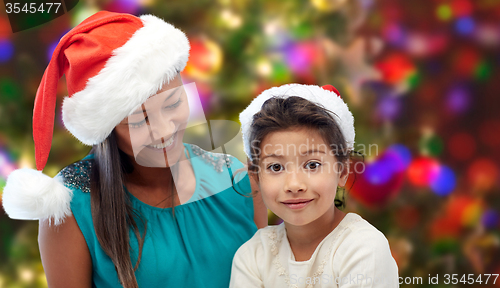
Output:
left=1, top=0, right=499, bottom=286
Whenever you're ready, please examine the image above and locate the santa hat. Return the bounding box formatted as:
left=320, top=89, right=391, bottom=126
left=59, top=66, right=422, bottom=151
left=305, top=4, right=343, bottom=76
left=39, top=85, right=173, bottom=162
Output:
left=240, top=84, right=355, bottom=160
left=2, top=11, right=190, bottom=224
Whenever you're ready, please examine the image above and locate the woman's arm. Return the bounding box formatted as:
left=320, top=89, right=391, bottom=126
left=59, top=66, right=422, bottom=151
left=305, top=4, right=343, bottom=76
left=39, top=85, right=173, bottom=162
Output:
left=38, top=215, right=92, bottom=288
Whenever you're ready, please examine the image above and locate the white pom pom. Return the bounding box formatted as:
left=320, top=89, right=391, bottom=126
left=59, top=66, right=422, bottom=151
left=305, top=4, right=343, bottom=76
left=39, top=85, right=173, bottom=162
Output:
left=2, top=168, right=73, bottom=225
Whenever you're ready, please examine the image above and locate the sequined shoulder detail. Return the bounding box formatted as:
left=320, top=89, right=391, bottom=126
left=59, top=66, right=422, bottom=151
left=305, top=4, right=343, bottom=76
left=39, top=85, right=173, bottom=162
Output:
left=187, top=144, right=233, bottom=172
left=57, top=160, right=93, bottom=193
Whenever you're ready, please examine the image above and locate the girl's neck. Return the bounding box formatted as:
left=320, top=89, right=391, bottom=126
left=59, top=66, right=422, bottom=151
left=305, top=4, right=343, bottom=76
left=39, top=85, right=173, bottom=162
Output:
left=284, top=206, right=346, bottom=261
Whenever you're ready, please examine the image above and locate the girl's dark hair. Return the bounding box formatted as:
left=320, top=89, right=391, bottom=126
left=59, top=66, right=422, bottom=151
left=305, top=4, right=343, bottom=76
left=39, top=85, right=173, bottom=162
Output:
left=248, top=96, right=351, bottom=208
left=90, top=131, right=146, bottom=288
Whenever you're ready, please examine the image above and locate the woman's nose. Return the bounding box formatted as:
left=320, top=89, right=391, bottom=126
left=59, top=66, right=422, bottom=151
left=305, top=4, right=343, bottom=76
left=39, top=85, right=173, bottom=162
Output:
left=149, top=116, right=176, bottom=140
left=284, top=169, right=307, bottom=193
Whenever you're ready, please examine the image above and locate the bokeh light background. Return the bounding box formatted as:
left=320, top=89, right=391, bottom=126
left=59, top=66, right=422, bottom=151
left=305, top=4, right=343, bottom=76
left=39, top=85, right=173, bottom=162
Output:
left=1, top=0, right=500, bottom=287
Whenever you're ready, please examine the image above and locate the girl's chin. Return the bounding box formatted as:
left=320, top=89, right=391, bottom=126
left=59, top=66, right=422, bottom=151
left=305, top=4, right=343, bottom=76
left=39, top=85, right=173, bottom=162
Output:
left=279, top=212, right=323, bottom=227
left=283, top=219, right=312, bottom=227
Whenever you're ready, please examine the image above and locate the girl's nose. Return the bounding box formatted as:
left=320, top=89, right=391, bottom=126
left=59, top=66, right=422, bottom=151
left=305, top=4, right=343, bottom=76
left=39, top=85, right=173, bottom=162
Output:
left=284, top=169, right=307, bottom=193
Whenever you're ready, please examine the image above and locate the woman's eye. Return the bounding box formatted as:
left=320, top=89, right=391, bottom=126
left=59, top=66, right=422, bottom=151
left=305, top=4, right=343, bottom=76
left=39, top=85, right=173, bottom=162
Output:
left=305, top=161, right=321, bottom=170
left=128, top=118, right=147, bottom=128
left=267, top=163, right=283, bottom=172
left=163, top=99, right=182, bottom=110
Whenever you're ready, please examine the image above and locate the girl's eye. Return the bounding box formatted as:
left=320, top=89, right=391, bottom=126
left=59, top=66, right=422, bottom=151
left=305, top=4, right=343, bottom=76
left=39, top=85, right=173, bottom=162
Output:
left=128, top=118, right=147, bottom=128
left=305, top=161, right=321, bottom=170
left=164, top=99, right=182, bottom=110
left=267, top=163, right=283, bottom=172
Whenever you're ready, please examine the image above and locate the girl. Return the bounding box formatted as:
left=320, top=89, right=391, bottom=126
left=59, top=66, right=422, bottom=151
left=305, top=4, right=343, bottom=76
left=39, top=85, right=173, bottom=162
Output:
left=2, top=11, right=267, bottom=288
left=230, top=84, right=399, bottom=287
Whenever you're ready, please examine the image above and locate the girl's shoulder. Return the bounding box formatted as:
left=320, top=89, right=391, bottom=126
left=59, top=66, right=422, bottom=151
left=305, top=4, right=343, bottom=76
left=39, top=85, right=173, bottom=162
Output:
left=340, top=213, right=389, bottom=242
left=335, top=213, right=392, bottom=259
left=234, top=224, right=284, bottom=258
left=332, top=214, right=399, bottom=286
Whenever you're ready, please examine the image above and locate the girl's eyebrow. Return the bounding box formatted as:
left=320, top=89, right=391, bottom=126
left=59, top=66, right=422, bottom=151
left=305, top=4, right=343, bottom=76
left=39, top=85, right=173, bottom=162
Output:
left=131, top=86, right=182, bottom=115
left=299, top=149, right=326, bottom=156
left=261, top=154, right=284, bottom=161
left=261, top=149, right=326, bottom=160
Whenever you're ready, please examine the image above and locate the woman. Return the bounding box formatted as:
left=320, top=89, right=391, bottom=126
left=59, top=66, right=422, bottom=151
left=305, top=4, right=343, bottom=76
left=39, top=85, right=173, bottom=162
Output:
left=2, top=11, right=267, bottom=288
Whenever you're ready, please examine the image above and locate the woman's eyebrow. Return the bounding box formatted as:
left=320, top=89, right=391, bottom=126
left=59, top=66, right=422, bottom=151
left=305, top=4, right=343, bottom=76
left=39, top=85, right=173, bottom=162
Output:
left=162, top=86, right=182, bottom=103
left=131, top=87, right=182, bottom=115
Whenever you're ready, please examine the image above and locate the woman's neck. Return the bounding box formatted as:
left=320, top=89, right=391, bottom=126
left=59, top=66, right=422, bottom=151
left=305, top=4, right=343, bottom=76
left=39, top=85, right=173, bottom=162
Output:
left=128, top=163, right=175, bottom=187
left=284, top=206, right=346, bottom=261
left=124, top=148, right=194, bottom=208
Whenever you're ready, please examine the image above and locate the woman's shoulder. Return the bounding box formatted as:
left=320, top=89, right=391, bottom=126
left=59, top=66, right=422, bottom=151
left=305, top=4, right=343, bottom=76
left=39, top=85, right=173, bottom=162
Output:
left=54, top=156, right=96, bottom=250
left=185, top=143, right=245, bottom=172
left=55, top=156, right=95, bottom=217
left=56, top=156, right=94, bottom=195
left=184, top=143, right=252, bottom=198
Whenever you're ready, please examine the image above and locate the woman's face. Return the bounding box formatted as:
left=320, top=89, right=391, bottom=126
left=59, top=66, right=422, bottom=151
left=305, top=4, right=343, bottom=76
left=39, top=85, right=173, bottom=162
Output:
left=115, top=75, right=190, bottom=168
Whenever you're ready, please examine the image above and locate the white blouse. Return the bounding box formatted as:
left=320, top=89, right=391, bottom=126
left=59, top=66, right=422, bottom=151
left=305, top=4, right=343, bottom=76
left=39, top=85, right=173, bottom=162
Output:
left=230, top=213, right=399, bottom=288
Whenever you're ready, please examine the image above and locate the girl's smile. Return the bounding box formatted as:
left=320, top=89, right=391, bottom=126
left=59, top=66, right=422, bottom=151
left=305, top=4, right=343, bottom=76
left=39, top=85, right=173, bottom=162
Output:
left=280, top=198, right=314, bottom=209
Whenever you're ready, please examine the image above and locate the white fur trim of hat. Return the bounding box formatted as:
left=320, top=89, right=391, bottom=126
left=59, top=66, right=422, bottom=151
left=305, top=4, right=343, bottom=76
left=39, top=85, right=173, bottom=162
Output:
left=63, top=14, right=190, bottom=145
left=239, top=84, right=355, bottom=160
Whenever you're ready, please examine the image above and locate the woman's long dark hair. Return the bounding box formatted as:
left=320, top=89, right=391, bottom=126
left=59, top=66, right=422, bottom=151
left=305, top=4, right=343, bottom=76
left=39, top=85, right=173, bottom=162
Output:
left=90, top=131, right=146, bottom=288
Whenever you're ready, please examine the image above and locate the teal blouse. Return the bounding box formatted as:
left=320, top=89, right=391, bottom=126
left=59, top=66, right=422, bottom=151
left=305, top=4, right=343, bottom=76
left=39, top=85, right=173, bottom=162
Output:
left=59, top=143, right=257, bottom=287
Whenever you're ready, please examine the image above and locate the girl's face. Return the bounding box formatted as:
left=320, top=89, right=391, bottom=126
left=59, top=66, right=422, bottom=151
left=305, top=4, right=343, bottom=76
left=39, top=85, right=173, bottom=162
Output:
left=115, top=75, right=190, bottom=168
left=256, top=127, right=349, bottom=226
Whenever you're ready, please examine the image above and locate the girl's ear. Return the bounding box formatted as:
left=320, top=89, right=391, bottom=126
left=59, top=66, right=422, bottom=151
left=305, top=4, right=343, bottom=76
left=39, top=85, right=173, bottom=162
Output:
left=247, top=158, right=259, bottom=186
left=245, top=158, right=261, bottom=191
left=338, top=160, right=350, bottom=187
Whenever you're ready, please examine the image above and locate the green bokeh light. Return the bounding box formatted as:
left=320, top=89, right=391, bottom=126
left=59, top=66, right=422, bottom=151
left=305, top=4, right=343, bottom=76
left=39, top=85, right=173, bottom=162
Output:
left=436, top=5, right=452, bottom=21
left=0, top=79, right=21, bottom=102
left=474, top=61, right=492, bottom=81
left=419, top=134, right=444, bottom=156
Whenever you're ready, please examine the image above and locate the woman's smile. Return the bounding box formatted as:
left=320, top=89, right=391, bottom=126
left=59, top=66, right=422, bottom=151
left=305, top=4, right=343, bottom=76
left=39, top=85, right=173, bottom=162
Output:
left=144, top=130, right=178, bottom=153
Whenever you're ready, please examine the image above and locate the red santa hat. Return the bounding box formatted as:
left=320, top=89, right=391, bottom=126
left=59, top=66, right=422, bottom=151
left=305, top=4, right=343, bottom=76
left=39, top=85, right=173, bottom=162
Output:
left=2, top=11, right=190, bottom=224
